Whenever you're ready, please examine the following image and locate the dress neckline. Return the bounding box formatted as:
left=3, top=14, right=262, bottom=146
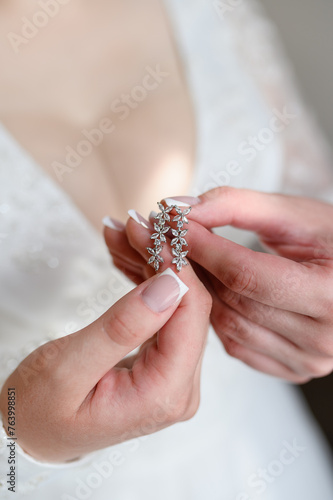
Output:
left=0, top=0, right=200, bottom=233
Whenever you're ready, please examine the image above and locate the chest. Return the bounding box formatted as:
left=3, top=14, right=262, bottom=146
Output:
left=0, top=0, right=195, bottom=227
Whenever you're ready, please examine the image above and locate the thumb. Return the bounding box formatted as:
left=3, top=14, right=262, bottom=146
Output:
left=52, top=268, right=188, bottom=400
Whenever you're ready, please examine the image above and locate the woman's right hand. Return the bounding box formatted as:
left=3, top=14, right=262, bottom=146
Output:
left=0, top=218, right=212, bottom=463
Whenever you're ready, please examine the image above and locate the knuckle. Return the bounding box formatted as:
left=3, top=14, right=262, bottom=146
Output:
left=200, top=288, right=213, bottom=314
left=317, top=365, right=333, bottom=378
left=293, top=375, right=312, bottom=385
left=212, top=306, right=226, bottom=328
left=168, top=390, right=199, bottom=423
left=170, top=398, right=190, bottom=422
left=316, top=360, right=333, bottom=378
left=301, top=358, right=333, bottom=379
left=224, top=265, right=258, bottom=297
left=203, top=185, right=234, bottom=202
left=219, top=314, right=252, bottom=345
left=222, top=336, right=242, bottom=359
left=182, top=397, right=200, bottom=421
left=306, top=332, right=333, bottom=357
left=301, top=361, right=321, bottom=378
left=219, top=286, right=242, bottom=309
left=103, top=310, right=139, bottom=348
left=195, top=280, right=213, bottom=309
left=324, top=344, right=333, bottom=358
left=231, top=323, right=252, bottom=344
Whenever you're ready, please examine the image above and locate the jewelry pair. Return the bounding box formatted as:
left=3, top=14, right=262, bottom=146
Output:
left=147, top=202, right=191, bottom=272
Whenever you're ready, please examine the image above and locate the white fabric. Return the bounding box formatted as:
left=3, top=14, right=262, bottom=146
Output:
left=1, top=0, right=333, bottom=498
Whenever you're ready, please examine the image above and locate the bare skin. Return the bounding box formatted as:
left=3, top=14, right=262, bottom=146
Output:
left=0, top=0, right=196, bottom=228
left=105, top=188, right=333, bottom=383
left=2, top=0, right=332, bottom=465
left=0, top=0, right=207, bottom=463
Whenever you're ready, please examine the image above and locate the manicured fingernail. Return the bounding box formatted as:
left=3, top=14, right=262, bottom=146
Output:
left=128, top=210, right=150, bottom=229
left=142, top=268, right=189, bottom=313
left=149, top=210, right=158, bottom=219
left=102, top=216, right=125, bottom=231
left=164, top=196, right=201, bottom=207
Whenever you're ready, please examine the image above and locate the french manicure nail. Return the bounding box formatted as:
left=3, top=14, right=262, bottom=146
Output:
left=149, top=210, right=158, bottom=219
left=128, top=209, right=150, bottom=229
left=142, top=268, right=189, bottom=313
left=102, top=216, right=125, bottom=231
left=164, top=196, right=201, bottom=207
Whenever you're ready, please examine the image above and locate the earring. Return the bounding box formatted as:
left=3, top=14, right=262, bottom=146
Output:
left=171, top=205, right=191, bottom=272
left=146, top=202, right=172, bottom=272
left=146, top=203, right=191, bottom=272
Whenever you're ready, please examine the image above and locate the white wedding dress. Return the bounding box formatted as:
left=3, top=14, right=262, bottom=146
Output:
left=1, top=1, right=333, bottom=498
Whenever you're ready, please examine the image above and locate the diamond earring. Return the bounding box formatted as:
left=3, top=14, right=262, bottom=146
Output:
left=146, top=202, right=172, bottom=272
left=170, top=206, right=191, bottom=272
left=147, top=203, right=191, bottom=272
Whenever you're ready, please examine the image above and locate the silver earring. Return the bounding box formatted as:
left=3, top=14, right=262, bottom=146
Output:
left=147, top=203, right=191, bottom=272
left=146, top=202, right=172, bottom=272
left=171, top=206, right=191, bottom=272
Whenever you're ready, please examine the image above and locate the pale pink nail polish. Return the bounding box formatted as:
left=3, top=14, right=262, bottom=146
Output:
left=164, top=196, right=201, bottom=207
left=128, top=209, right=151, bottom=229
left=102, top=216, right=125, bottom=231
left=149, top=210, right=158, bottom=219
left=142, top=268, right=189, bottom=313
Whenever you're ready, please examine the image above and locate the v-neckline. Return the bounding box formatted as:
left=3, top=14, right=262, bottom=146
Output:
left=0, top=0, right=200, bottom=234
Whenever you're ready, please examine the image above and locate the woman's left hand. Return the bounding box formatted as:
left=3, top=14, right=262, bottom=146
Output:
left=182, top=187, right=333, bottom=383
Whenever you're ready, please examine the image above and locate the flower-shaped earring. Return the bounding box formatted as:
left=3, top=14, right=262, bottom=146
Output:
left=146, top=202, right=172, bottom=271
left=170, top=206, right=191, bottom=272
left=147, top=203, right=191, bottom=272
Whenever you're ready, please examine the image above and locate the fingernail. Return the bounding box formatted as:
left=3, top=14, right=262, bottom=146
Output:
left=164, top=196, right=201, bottom=207
left=128, top=209, right=150, bottom=229
left=102, top=216, right=125, bottom=231
left=149, top=210, right=158, bottom=219
left=142, top=268, right=189, bottom=313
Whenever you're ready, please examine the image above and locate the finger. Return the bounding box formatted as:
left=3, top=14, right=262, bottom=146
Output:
left=104, top=224, right=146, bottom=269
left=184, top=220, right=327, bottom=317
left=56, top=267, right=189, bottom=400
left=206, top=280, right=308, bottom=383
left=211, top=299, right=333, bottom=378
left=102, top=216, right=148, bottom=281
left=218, top=332, right=309, bottom=384
left=112, top=256, right=145, bottom=285
left=178, top=187, right=330, bottom=243
left=211, top=298, right=300, bottom=368
left=210, top=279, right=324, bottom=352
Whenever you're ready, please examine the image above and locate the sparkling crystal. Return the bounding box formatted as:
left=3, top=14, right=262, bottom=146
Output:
left=147, top=245, right=164, bottom=271
left=151, top=223, right=169, bottom=243
left=147, top=203, right=191, bottom=273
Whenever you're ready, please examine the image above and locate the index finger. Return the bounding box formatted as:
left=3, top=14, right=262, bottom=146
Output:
left=186, top=221, right=328, bottom=317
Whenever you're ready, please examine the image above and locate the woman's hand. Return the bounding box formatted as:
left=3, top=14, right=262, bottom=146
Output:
left=0, top=217, right=212, bottom=463
left=181, top=187, right=333, bottom=383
